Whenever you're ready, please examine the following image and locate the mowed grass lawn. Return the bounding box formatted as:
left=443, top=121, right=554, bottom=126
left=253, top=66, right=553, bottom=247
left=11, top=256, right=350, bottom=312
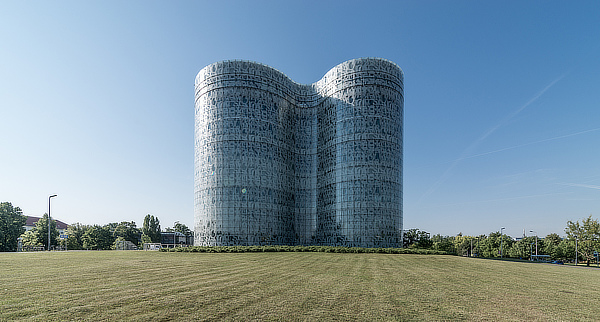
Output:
left=1, top=252, right=599, bottom=321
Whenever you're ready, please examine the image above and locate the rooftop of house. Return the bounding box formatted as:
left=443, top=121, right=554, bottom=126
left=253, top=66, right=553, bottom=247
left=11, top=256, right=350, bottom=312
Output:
left=25, top=216, right=69, bottom=230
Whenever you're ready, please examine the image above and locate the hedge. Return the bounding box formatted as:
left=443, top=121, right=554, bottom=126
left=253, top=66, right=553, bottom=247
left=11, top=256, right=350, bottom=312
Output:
left=159, top=245, right=452, bottom=255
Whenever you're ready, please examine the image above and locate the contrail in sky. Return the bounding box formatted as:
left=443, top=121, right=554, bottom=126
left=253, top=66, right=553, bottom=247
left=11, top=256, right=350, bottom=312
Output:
left=414, top=127, right=600, bottom=169
left=561, top=183, right=600, bottom=190
left=464, top=73, right=568, bottom=156
left=416, top=74, right=568, bottom=206
left=457, top=127, right=600, bottom=161
left=421, top=191, right=573, bottom=209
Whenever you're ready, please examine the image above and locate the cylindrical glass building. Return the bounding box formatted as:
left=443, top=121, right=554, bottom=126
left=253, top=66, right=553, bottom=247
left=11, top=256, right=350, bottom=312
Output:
left=194, top=58, right=403, bottom=247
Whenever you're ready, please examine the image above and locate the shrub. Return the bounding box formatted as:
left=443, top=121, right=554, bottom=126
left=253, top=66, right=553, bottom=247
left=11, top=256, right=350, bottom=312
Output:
left=160, top=245, right=453, bottom=255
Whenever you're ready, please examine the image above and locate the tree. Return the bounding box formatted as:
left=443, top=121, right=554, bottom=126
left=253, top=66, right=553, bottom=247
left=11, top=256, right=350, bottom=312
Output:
left=542, top=233, right=562, bottom=259
left=476, top=234, right=493, bottom=257
left=82, top=225, right=113, bottom=250
left=402, top=229, right=432, bottom=249
left=112, top=221, right=141, bottom=245
left=20, top=230, right=40, bottom=248
left=24, top=213, right=60, bottom=250
left=453, top=234, right=477, bottom=257
left=141, top=234, right=152, bottom=245
left=165, top=221, right=193, bottom=242
left=64, top=223, right=90, bottom=250
left=477, top=231, right=513, bottom=258
left=142, top=215, right=161, bottom=243
left=565, top=215, right=600, bottom=266
left=470, top=235, right=486, bottom=257
left=402, top=229, right=418, bottom=248
left=507, top=236, right=535, bottom=259
left=112, top=237, right=127, bottom=250
left=556, top=238, right=576, bottom=260
left=0, top=202, right=27, bottom=251
left=173, top=221, right=192, bottom=237
left=431, top=234, right=455, bottom=253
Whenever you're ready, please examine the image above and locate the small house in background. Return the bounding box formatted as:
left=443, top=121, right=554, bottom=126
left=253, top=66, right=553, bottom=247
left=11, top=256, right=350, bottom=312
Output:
left=24, top=216, right=68, bottom=235
left=161, top=231, right=193, bottom=248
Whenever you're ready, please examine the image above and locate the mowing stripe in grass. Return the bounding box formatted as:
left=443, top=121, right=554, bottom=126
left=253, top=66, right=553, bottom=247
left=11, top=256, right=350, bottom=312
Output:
left=1, top=251, right=600, bottom=321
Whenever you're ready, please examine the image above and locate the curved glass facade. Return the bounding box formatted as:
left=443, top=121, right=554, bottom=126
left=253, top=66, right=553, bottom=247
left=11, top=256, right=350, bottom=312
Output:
left=195, top=58, right=403, bottom=247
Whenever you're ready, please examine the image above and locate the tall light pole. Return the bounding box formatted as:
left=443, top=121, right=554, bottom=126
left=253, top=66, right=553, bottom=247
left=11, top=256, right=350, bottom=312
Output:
left=470, top=238, right=473, bottom=257
left=529, top=230, right=538, bottom=256
left=500, top=227, right=506, bottom=258
left=574, top=235, right=578, bottom=266
left=173, top=222, right=177, bottom=248
left=530, top=243, right=534, bottom=261
left=48, top=194, right=57, bottom=251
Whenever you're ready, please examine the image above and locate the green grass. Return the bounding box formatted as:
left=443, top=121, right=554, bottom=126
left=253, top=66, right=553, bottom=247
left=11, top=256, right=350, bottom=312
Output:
left=1, top=251, right=599, bottom=321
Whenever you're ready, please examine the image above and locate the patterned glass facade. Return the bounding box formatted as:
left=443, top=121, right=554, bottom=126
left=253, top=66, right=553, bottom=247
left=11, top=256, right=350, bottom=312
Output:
left=194, top=58, right=403, bottom=247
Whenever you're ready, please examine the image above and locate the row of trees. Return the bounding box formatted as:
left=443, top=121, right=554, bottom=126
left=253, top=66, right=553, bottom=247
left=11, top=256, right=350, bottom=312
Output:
left=59, top=215, right=193, bottom=250
left=2, top=201, right=597, bottom=259
left=0, top=201, right=195, bottom=251
left=404, top=215, right=600, bottom=265
left=18, top=212, right=192, bottom=251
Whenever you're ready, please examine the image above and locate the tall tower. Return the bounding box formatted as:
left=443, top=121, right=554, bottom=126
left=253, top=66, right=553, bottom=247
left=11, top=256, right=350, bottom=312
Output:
left=194, top=58, right=403, bottom=247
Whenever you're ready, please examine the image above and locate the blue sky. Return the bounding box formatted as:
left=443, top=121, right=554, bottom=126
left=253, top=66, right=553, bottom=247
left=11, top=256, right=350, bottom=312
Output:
left=1, top=1, right=598, bottom=237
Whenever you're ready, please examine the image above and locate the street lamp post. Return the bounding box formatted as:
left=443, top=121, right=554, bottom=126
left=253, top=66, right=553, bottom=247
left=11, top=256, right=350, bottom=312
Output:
left=575, top=235, right=578, bottom=266
left=530, top=243, right=534, bottom=261
left=500, top=227, right=506, bottom=258
left=470, top=238, right=473, bottom=257
left=48, top=194, right=57, bottom=251
left=529, top=230, right=538, bottom=256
